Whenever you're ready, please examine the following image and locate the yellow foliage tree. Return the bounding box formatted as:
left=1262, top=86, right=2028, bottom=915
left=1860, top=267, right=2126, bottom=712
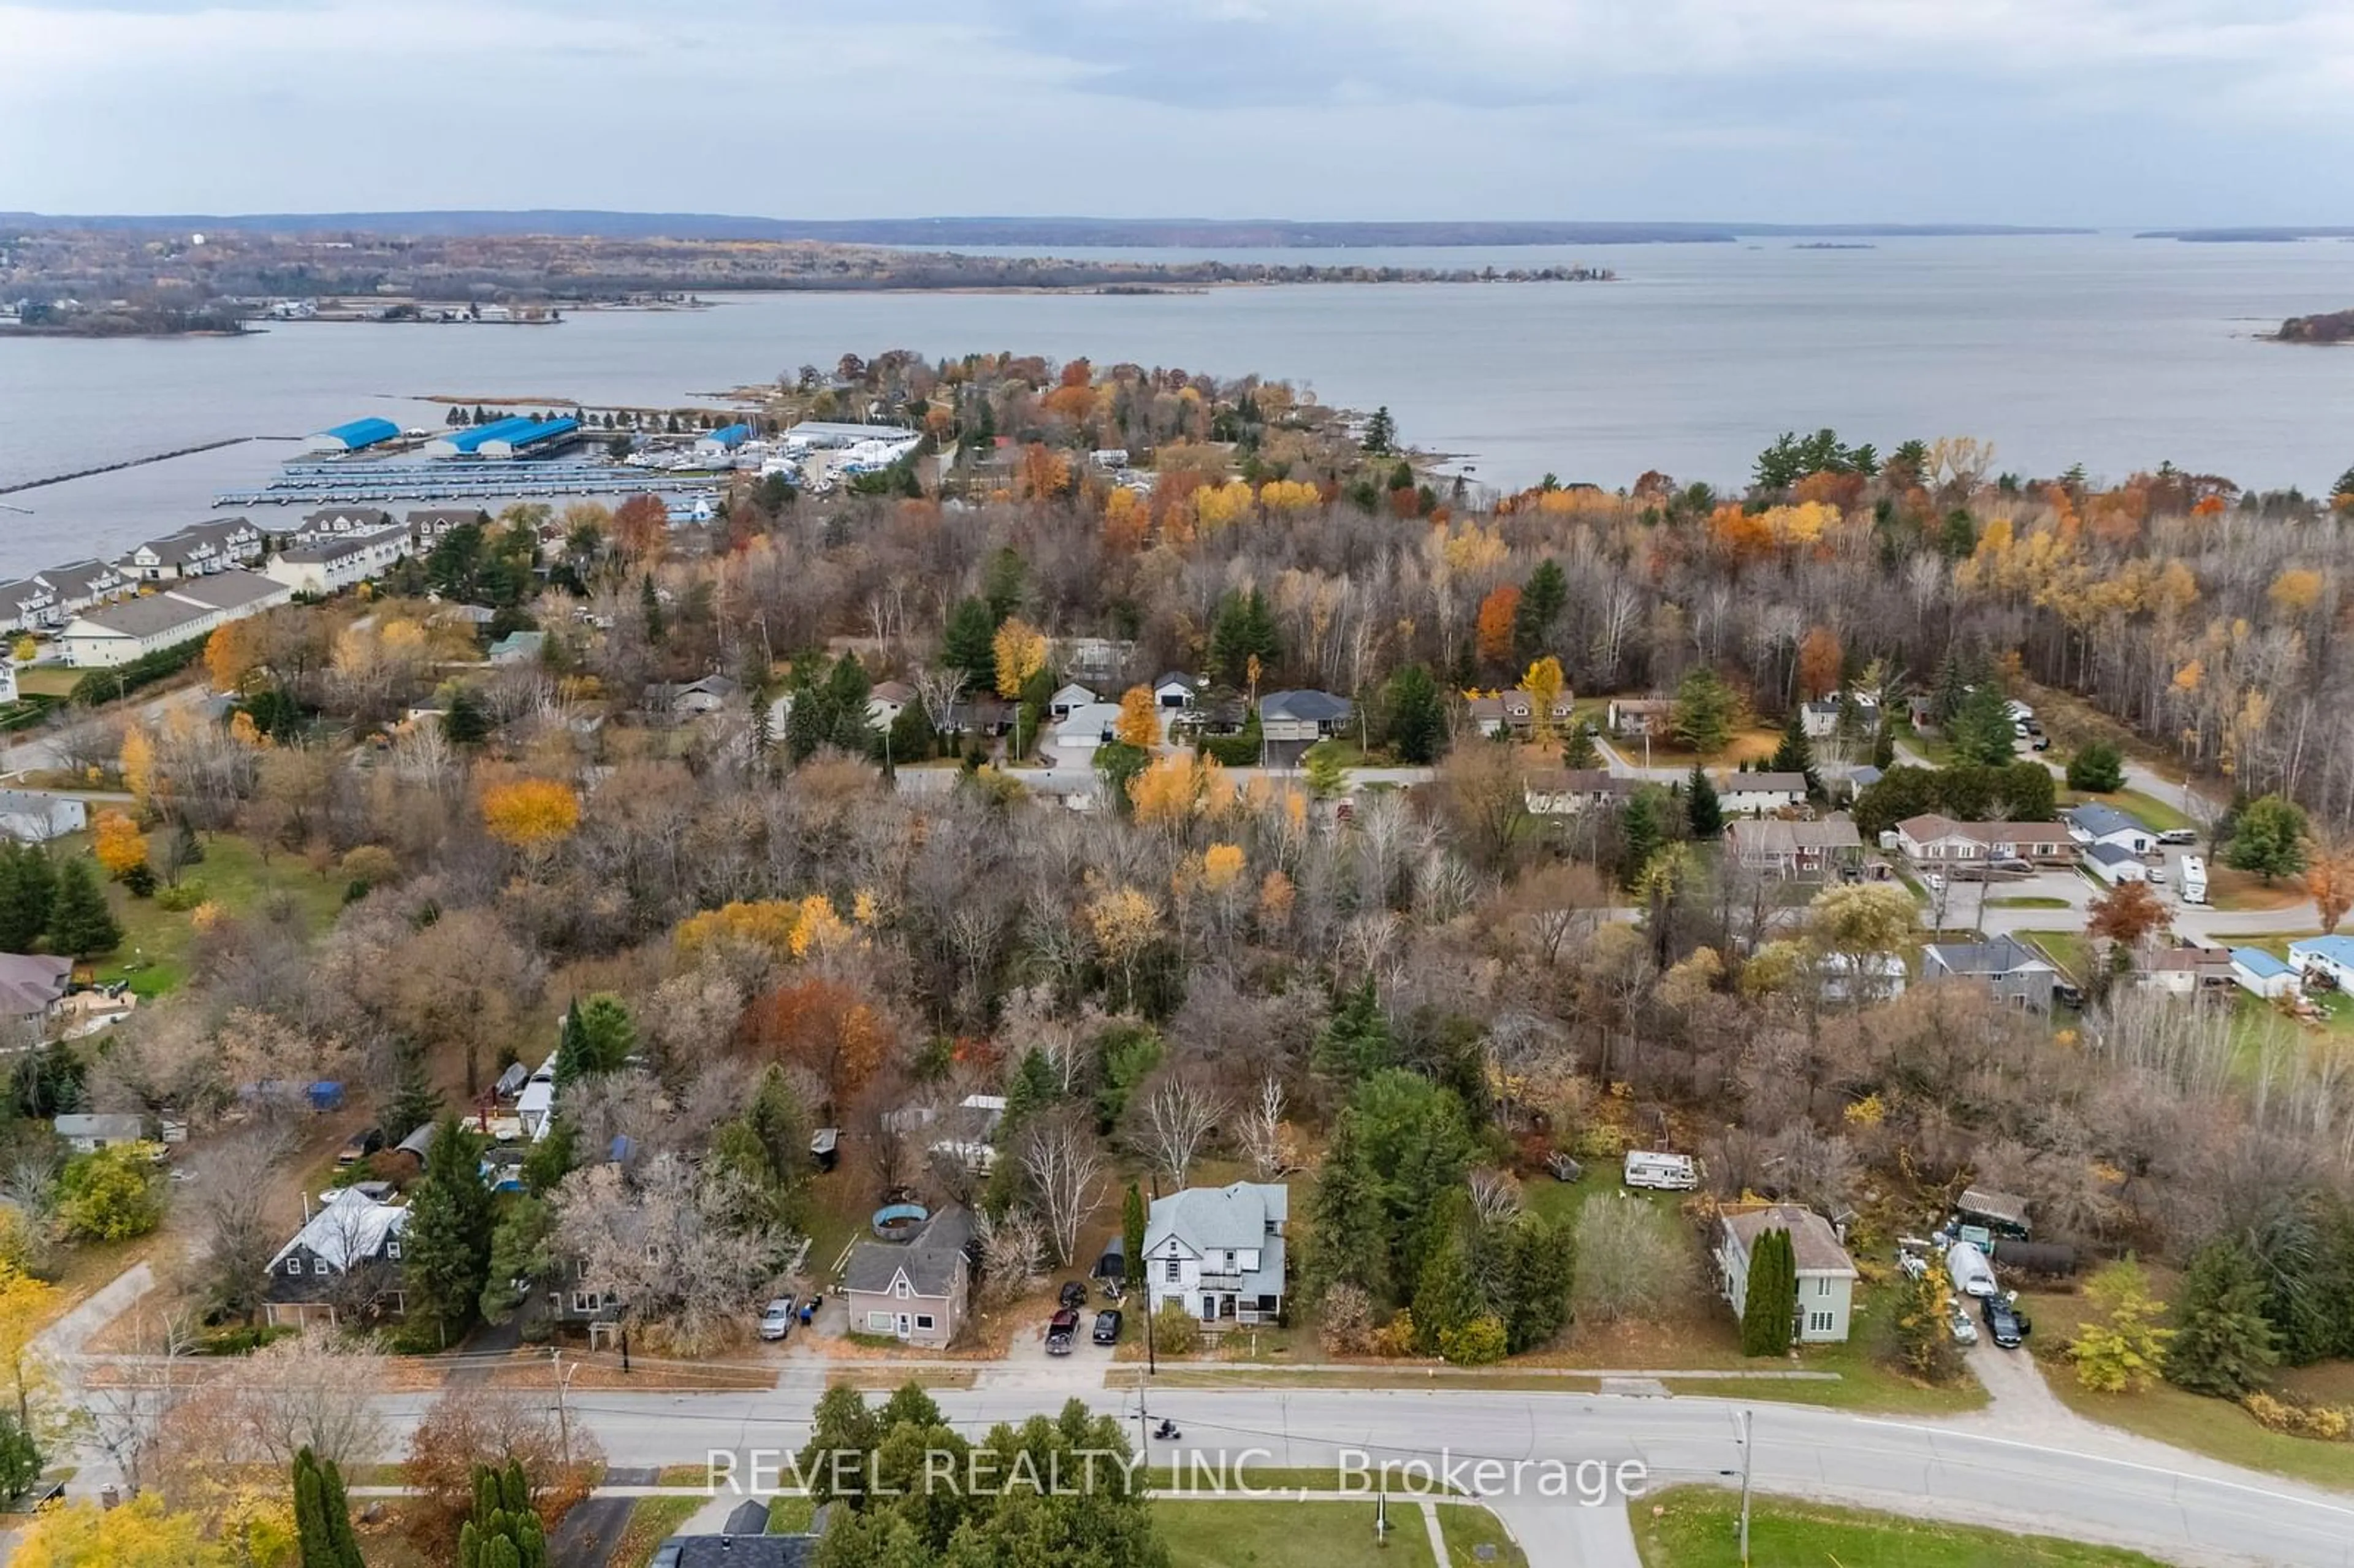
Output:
left=788, top=893, right=853, bottom=957
left=10, top=635, right=32, bottom=663
left=92, top=811, right=148, bottom=880
left=1201, top=842, right=1246, bottom=892
left=1128, top=752, right=1229, bottom=826
left=1192, top=480, right=1255, bottom=533
left=1258, top=869, right=1297, bottom=927
left=2268, top=568, right=2325, bottom=617
left=1257, top=479, right=1323, bottom=512
left=118, top=724, right=155, bottom=805
left=1086, top=884, right=1159, bottom=1005
left=11, top=1493, right=230, bottom=1568
left=675, top=899, right=803, bottom=961
left=992, top=617, right=1048, bottom=701
left=0, top=1262, right=59, bottom=1436
left=1114, top=686, right=1160, bottom=749
left=202, top=619, right=261, bottom=693
left=1521, top=656, right=1566, bottom=741
left=479, top=777, right=581, bottom=855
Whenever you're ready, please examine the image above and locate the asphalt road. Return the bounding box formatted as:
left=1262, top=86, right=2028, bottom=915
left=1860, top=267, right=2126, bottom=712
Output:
left=359, top=1385, right=2354, bottom=1567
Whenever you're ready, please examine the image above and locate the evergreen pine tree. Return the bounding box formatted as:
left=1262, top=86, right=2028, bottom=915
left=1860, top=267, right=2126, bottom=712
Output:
left=383, top=1045, right=441, bottom=1146
left=1305, top=1111, right=1387, bottom=1303
left=941, top=596, right=999, bottom=689
left=441, top=687, right=490, bottom=746
left=404, top=1114, right=494, bottom=1345
left=2166, top=1241, right=2280, bottom=1398
left=1312, top=978, right=1392, bottom=1083
left=1770, top=707, right=1822, bottom=797
left=1620, top=788, right=1665, bottom=881
left=0, top=844, right=55, bottom=952
left=1122, top=1184, right=1147, bottom=1301
left=1685, top=763, right=1724, bottom=839
left=1512, top=560, right=1568, bottom=663
left=46, top=856, right=123, bottom=959
left=551, top=1000, right=588, bottom=1089
left=1946, top=682, right=2018, bottom=767
left=1560, top=722, right=1601, bottom=771
left=1870, top=718, right=1897, bottom=770
left=1740, top=1228, right=1797, bottom=1355
left=639, top=575, right=665, bottom=644
left=1384, top=665, right=1446, bottom=766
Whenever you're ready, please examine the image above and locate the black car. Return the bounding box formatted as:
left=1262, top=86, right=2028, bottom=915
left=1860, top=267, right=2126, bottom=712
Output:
left=1092, top=1309, right=1123, bottom=1345
left=335, top=1128, right=384, bottom=1167
left=1981, top=1293, right=2032, bottom=1349
left=1058, top=1281, right=1089, bottom=1310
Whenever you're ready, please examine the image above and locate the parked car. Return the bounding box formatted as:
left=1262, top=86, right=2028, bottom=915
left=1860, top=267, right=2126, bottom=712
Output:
left=1058, top=1281, right=1089, bottom=1311
left=335, top=1128, right=384, bottom=1167
left=2158, top=828, right=2199, bottom=845
left=1047, top=1307, right=1080, bottom=1354
left=1925, top=873, right=1947, bottom=892
left=1989, top=858, right=2035, bottom=875
left=1949, top=1305, right=1980, bottom=1346
left=1093, top=1309, right=1123, bottom=1345
left=2147, top=864, right=2167, bottom=885
left=1981, top=1293, right=2032, bottom=1349
left=759, top=1297, right=796, bottom=1341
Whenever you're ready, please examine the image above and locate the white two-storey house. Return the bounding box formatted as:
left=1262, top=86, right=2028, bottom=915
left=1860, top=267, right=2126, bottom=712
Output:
left=1142, top=1181, right=1289, bottom=1328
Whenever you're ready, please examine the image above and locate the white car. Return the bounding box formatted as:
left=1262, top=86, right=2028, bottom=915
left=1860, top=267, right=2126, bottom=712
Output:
left=1925, top=873, right=1947, bottom=892
left=758, top=1298, right=795, bottom=1341
left=2147, top=865, right=2167, bottom=885
left=2158, top=828, right=2199, bottom=845
left=1950, top=1305, right=1980, bottom=1345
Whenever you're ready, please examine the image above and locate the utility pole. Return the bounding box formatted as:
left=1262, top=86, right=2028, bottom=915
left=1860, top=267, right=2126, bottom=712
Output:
left=1737, top=1408, right=1754, bottom=1567
left=1145, top=1174, right=1160, bottom=1376
left=551, top=1347, right=577, bottom=1469
left=1135, top=1368, right=1150, bottom=1475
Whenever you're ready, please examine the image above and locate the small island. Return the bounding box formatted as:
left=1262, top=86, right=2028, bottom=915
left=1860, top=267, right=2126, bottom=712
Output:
left=2268, top=309, right=2354, bottom=344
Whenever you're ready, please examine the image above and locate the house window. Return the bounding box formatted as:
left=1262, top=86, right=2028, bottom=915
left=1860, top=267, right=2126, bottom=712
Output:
left=1223, top=1250, right=1236, bottom=1271
left=866, top=1311, right=894, bottom=1333
left=1164, top=1259, right=1181, bottom=1284
left=1808, top=1311, right=1834, bottom=1335
left=1816, top=1277, right=1830, bottom=1297
left=285, top=1258, right=302, bottom=1275
left=386, top=1240, right=402, bottom=1260
left=571, top=1292, right=598, bottom=1314
left=915, top=1315, right=935, bottom=1331
left=313, top=1258, right=330, bottom=1275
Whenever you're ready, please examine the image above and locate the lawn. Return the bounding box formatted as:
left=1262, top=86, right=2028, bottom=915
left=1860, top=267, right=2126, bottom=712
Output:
left=1156, top=1499, right=1438, bottom=1567
left=13, top=665, right=82, bottom=699
left=1629, top=1485, right=2172, bottom=1567
left=91, top=830, right=351, bottom=996
left=766, top=1496, right=816, bottom=1532
left=2020, top=929, right=2090, bottom=983
left=2022, top=1289, right=2354, bottom=1495
left=608, top=1496, right=703, bottom=1568
left=1987, top=895, right=2071, bottom=909
left=1436, top=1502, right=1527, bottom=1568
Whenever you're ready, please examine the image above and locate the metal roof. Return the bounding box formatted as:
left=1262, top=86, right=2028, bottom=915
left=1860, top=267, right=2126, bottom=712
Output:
left=314, top=417, right=400, bottom=448
left=2067, top=803, right=2149, bottom=840
left=2231, top=948, right=2291, bottom=978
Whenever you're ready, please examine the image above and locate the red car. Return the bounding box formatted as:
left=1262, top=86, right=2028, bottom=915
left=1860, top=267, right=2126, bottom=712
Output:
left=1047, top=1307, right=1080, bottom=1354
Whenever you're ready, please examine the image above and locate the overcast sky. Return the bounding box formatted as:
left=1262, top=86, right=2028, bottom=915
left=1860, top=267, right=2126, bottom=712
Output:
left=4, top=0, right=2349, bottom=224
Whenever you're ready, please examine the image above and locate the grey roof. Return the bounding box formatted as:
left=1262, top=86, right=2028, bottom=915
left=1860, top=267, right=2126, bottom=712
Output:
left=54, top=1113, right=143, bottom=1141
left=1722, top=1205, right=1857, bottom=1276
left=39, top=558, right=120, bottom=595
left=0, top=579, right=51, bottom=609
left=0, top=953, right=72, bottom=1015
left=2067, top=803, right=2148, bottom=840
left=1525, top=768, right=1632, bottom=796
left=1154, top=671, right=1197, bottom=690
left=653, top=1535, right=815, bottom=1568
left=265, top=1187, right=408, bottom=1274
left=1715, top=771, right=1809, bottom=794
left=175, top=570, right=289, bottom=613
left=302, top=506, right=391, bottom=527
left=70, top=593, right=216, bottom=639
left=1259, top=689, right=1352, bottom=723
left=1144, top=1181, right=1289, bottom=1254
left=2085, top=843, right=2138, bottom=867
left=394, top=1122, right=437, bottom=1159
left=0, top=791, right=77, bottom=822
left=1924, top=935, right=2052, bottom=978
left=406, top=508, right=485, bottom=527
left=1957, top=1187, right=2032, bottom=1228
left=276, top=525, right=408, bottom=565
left=842, top=1206, right=973, bottom=1299
left=1729, top=818, right=1862, bottom=852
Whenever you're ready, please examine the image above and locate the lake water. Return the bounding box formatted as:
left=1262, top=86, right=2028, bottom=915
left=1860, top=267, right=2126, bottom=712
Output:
left=2, top=233, right=2351, bottom=577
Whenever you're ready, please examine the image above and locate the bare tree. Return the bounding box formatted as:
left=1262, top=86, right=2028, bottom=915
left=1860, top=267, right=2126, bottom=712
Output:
left=1572, top=1193, right=1699, bottom=1325
left=552, top=1155, right=781, bottom=1354
left=1467, top=1168, right=1525, bottom=1225
left=972, top=1206, right=1046, bottom=1308
left=183, top=1129, right=295, bottom=1319
left=1239, top=1075, right=1287, bottom=1179
left=909, top=664, right=967, bottom=736
left=1016, top=1111, right=1107, bottom=1268
left=1134, top=1071, right=1224, bottom=1187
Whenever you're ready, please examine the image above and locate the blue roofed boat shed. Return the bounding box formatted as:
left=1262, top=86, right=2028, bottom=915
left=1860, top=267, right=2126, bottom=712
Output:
left=303, top=417, right=401, bottom=454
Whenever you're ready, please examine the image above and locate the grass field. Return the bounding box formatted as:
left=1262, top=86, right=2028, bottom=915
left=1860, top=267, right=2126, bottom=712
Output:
left=1629, top=1485, right=2173, bottom=1566
left=2021, top=929, right=2091, bottom=983
left=13, top=665, right=82, bottom=699
left=1438, top=1502, right=1528, bottom=1567
left=1157, top=1499, right=1438, bottom=1567
left=2022, top=1289, right=2354, bottom=1494
left=1987, top=896, right=2072, bottom=909
left=608, top=1496, right=703, bottom=1568
left=91, top=830, right=351, bottom=995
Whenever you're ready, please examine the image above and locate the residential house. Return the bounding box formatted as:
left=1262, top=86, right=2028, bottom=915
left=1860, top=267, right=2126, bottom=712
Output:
left=2288, top=935, right=2354, bottom=992
left=1467, top=686, right=1576, bottom=739
left=866, top=680, right=915, bottom=732
left=1727, top=817, right=1864, bottom=880
left=841, top=1206, right=974, bottom=1349
left=1894, top=815, right=2076, bottom=867
left=116, top=529, right=222, bottom=582
left=1054, top=637, right=1133, bottom=685
left=1522, top=769, right=1633, bottom=815
left=0, top=579, right=60, bottom=633
left=1048, top=682, right=1100, bottom=722
left=941, top=696, right=1013, bottom=740
left=2084, top=843, right=2148, bottom=886
left=36, top=560, right=127, bottom=616
left=487, top=630, right=545, bottom=665
left=1800, top=696, right=1881, bottom=740
left=58, top=571, right=292, bottom=668
left=1606, top=696, right=1672, bottom=737
left=263, top=1186, right=409, bottom=1328
left=294, top=506, right=394, bottom=544
left=516, top=1055, right=557, bottom=1142
left=1716, top=1205, right=1858, bottom=1344
left=1259, top=690, right=1352, bottom=764
left=1152, top=672, right=1199, bottom=710
left=0, top=790, right=86, bottom=843
left=652, top=1501, right=826, bottom=1567
left=645, top=674, right=741, bottom=718
left=53, top=1112, right=144, bottom=1152
left=0, top=953, right=74, bottom=1032
left=406, top=507, right=485, bottom=544
left=1712, top=771, right=1809, bottom=816
left=1818, top=952, right=1909, bottom=1005
left=1922, top=935, right=2058, bottom=1010
left=1141, top=1181, right=1289, bottom=1328
left=1049, top=701, right=1122, bottom=766
left=2066, top=803, right=2157, bottom=857
left=2230, top=947, right=2302, bottom=1000
left=264, top=525, right=408, bottom=595
left=186, top=515, right=265, bottom=564
left=2137, top=943, right=2231, bottom=996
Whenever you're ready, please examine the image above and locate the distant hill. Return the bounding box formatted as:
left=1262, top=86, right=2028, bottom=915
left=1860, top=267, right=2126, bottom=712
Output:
left=2270, top=309, right=2354, bottom=344
left=2136, top=227, right=2354, bottom=243
left=0, top=210, right=2092, bottom=248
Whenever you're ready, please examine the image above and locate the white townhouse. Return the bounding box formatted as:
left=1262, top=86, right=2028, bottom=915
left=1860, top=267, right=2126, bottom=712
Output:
left=1142, top=1181, right=1289, bottom=1329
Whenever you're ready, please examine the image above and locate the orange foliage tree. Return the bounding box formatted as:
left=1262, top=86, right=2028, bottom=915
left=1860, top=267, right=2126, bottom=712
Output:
left=480, top=778, right=581, bottom=856
left=204, top=620, right=262, bottom=693
left=1474, top=585, right=1520, bottom=671
left=1114, top=687, right=1160, bottom=749
left=2308, top=839, right=2354, bottom=934
left=1797, top=626, right=1843, bottom=699
left=737, top=977, right=893, bottom=1105
left=612, top=493, right=670, bottom=560
left=93, top=811, right=149, bottom=880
